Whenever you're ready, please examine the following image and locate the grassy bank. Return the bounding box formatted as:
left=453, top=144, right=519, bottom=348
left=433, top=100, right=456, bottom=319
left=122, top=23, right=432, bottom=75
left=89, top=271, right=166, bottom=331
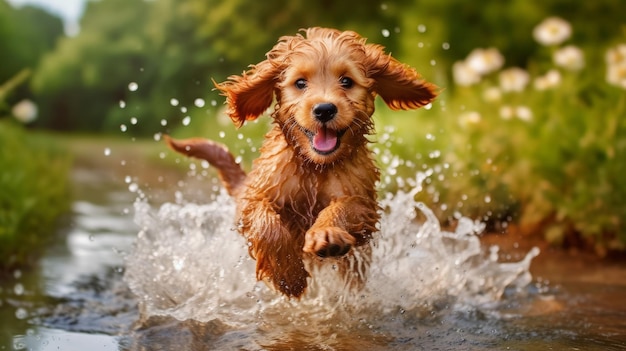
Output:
left=0, top=120, right=72, bottom=271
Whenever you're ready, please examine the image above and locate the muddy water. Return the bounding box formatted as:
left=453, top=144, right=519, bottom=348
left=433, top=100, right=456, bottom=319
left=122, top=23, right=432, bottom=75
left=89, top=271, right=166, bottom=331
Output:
left=2, top=160, right=626, bottom=350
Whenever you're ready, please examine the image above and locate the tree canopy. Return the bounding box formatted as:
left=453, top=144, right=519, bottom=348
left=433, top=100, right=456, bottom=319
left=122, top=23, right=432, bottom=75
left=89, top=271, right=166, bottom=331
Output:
left=1, top=0, right=624, bottom=134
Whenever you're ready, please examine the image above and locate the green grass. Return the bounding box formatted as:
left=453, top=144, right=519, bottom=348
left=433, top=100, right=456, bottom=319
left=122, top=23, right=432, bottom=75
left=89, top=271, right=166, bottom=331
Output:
left=0, top=120, right=73, bottom=271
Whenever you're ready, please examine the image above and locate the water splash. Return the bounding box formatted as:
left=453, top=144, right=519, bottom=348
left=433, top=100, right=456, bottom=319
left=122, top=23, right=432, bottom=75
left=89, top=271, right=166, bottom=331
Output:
left=124, top=171, right=539, bottom=325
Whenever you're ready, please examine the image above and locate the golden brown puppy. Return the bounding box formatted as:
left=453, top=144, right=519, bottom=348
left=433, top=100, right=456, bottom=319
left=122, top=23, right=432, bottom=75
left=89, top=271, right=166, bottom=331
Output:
left=166, top=27, right=437, bottom=298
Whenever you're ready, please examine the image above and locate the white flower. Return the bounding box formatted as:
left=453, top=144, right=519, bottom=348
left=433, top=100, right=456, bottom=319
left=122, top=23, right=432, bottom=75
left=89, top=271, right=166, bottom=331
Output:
left=11, top=99, right=38, bottom=124
left=452, top=60, right=481, bottom=86
left=466, top=47, right=505, bottom=75
left=553, top=45, right=585, bottom=71
left=499, top=67, right=530, bottom=92
left=605, top=44, right=626, bottom=89
left=499, top=105, right=533, bottom=121
left=606, top=62, right=626, bottom=89
left=482, top=86, right=502, bottom=102
left=533, top=17, right=572, bottom=46
left=499, top=105, right=514, bottom=120
left=515, top=105, right=533, bottom=122
left=534, top=69, right=562, bottom=90
left=459, top=111, right=482, bottom=126
left=605, top=44, right=626, bottom=66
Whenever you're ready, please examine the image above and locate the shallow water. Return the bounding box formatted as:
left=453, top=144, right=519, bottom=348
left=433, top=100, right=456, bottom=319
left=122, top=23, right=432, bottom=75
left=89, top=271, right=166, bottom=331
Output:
left=2, top=163, right=626, bottom=350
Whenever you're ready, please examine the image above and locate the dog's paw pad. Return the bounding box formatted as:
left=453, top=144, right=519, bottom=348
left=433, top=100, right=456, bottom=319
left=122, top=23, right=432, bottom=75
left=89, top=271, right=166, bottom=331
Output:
left=304, top=227, right=355, bottom=257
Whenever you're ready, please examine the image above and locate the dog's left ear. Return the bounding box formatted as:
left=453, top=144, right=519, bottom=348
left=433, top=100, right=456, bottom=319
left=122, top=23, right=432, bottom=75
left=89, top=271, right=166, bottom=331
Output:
left=364, top=44, right=438, bottom=110
left=215, top=59, right=279, bottom=127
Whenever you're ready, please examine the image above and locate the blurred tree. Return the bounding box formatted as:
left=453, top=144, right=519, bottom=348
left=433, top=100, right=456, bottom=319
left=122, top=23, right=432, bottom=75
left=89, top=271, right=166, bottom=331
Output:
left=32, top=0, right=152, bottom=131
left=32, top=0, right=409, bottom=134
left=0, top=0, right=63, bottom=110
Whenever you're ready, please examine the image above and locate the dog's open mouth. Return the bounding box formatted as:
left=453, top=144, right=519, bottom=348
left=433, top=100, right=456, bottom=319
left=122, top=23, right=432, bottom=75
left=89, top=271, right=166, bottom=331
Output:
left=304, top=126, right=346, bottom=155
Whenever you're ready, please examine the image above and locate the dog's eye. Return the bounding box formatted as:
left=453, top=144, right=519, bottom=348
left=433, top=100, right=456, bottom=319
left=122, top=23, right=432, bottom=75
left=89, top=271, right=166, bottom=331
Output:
left=340, top=77, right=354, bottom=89
left=295, top=79, right=307, bottom=90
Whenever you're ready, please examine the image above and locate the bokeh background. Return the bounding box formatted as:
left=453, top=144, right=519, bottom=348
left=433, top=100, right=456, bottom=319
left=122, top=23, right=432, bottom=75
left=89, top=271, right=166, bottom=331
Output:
left=1, top=0, right=625, bottom=270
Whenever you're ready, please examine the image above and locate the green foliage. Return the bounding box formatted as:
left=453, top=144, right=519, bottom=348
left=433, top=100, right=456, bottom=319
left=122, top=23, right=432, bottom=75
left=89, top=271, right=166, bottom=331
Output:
left=0, top=120, right=72, bottom=270
left=392, top=19, right=626, bottom=253
left=31, top=0, right=409, bottom=135
left=0, top=0, right=63, bottom=104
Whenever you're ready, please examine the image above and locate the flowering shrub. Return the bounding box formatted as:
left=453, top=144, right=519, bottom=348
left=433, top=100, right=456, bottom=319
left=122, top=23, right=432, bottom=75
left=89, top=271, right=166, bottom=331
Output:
left=440, top=16, right=626, bottom=253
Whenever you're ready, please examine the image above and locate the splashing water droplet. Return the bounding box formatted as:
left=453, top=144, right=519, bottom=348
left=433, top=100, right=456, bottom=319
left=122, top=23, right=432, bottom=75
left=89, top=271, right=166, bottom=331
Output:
left=182, top=116, right=191, bottom=126
left=131, top=117, right=138, bottom=125
left=128, top=82, right=138, bottom=91
left=170, top=98, right=179, bottom=106
left=120, top=124, right=127, bottom=132
left=14, top=283, right=24, bottom=295
left=161, top=119, right=167, bottom=126
left=194, top=98, right=205, bottom=108
left=382, top=29, right=390, bottom=37
left=119, top=100, right=126, bottom=108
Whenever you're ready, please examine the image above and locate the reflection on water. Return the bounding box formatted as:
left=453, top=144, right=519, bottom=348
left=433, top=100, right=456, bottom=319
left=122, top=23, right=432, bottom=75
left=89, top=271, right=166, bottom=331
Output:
left=2, top=165, right=626, bottom=350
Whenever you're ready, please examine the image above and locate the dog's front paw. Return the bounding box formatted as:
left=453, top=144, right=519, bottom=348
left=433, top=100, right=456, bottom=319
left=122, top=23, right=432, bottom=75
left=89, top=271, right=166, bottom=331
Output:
left=303, top=227, right=356, bottom=257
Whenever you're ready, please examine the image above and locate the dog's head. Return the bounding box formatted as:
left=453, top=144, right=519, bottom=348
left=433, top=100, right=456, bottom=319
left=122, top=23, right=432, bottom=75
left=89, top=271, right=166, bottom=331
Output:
left=216, top=27, right=437, bottom=165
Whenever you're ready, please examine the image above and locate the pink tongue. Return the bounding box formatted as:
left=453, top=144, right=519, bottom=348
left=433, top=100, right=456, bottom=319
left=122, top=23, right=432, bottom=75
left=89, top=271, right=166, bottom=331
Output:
left=313, top=127, right=338, bottom=152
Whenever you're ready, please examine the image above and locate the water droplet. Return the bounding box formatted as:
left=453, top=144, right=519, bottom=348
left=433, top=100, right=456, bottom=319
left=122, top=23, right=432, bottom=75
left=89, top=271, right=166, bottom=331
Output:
left=442, top=42, right=450, bottom=50
left=170, top=98, right=179, bottom=106
left=484, top=195, right=492, bottom=203
left=128, top=82, right=138, bottom=91
left=15, top=307, right=28, bottom=320
left=211, top=100, right=217, bottom=106
left=381, top=29, right=390, bottom=37
left=160, top=119, right=167, bottom=126
left=129, top=183, right=139, bottom=192
left=154, top=133, right=161, bottom=141
left=119, top=100, right=126, bottom=108
left=131, top=117, right=138, bottom=125
left=14, top=283, right=24, bottom=295
left=418, top=24, right=427, bottom=33
left=104, top=148, right=111, bottom=156
left=219, top=131, right=226, bottom=138
left=182, top=116, right=191, bottom=126
left=120, top=124, right=127, bottom=132
left=194, top=98, right=205, bottom=108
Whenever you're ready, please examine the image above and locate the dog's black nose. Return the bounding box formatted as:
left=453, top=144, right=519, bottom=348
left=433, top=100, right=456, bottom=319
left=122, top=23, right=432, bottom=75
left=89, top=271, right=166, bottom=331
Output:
left=313, top=103, right=337, bottom=123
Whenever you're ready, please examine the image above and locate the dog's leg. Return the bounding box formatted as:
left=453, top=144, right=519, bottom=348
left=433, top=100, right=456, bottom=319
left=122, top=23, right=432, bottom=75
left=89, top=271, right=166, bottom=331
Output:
left=303, top=195, right=379, bottom=257
left=238, top=198, right=310, bottom=298
left=164, top=136, right=246, bottom=196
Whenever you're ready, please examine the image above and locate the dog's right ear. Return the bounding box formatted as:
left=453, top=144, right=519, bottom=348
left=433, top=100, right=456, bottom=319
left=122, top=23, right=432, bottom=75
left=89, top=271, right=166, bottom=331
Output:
left=215, top=59, right=279, bottom=127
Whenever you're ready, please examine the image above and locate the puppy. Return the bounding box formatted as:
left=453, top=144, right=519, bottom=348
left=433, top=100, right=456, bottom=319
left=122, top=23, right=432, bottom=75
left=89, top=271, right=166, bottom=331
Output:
left=166, top=27, right=437, bottom=298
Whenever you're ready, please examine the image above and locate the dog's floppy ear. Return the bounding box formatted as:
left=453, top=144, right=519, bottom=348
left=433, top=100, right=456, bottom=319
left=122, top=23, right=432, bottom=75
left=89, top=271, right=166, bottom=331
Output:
left=215, top=59, right=279, bottom=127
left=364, top=44, right=438, bottom=110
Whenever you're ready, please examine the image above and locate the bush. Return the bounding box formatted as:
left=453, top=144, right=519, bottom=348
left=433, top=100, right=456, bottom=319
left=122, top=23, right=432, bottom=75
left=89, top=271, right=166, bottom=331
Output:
left=390, top=17, right=626, bottom=254
left=0, top=120, right=72, bottom=270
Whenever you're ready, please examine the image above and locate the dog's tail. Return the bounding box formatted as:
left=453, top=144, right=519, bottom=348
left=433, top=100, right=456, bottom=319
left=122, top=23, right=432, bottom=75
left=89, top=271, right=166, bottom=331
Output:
left=164, top=135, right=246, bottom=196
